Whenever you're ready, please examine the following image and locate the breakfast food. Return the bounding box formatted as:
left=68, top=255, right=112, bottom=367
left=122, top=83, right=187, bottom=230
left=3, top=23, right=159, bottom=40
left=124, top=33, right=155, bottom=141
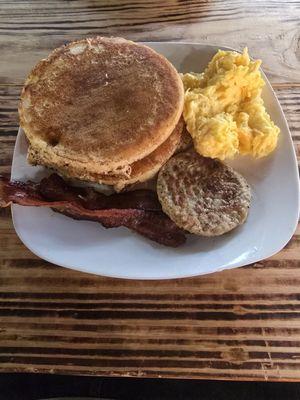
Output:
left=0, top=174, right=186, bottom=247
left=20, top=37, right=184, bottom=187
left=157, top=150, right=251, bottom=236
left=60, top=117, right=185, bottom=192
left=175, top=124, right=193, bottom=153
left=182, top=48, right=280, bottom=160
left=4, top=39, right=280, bottom=249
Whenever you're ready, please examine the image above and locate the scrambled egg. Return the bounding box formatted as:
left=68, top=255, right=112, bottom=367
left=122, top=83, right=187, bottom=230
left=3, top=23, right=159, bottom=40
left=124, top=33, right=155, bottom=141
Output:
left=182, top=48, right=280, bottom=160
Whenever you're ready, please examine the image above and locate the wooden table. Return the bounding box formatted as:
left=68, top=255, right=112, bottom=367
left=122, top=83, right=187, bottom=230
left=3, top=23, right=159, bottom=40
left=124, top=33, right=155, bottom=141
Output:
left=0, top=0, right=299, bottom=382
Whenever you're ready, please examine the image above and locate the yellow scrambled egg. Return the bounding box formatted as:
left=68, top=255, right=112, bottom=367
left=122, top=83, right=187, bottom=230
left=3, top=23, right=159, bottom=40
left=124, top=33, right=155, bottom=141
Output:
left=182, top=48, right=280, bottom=160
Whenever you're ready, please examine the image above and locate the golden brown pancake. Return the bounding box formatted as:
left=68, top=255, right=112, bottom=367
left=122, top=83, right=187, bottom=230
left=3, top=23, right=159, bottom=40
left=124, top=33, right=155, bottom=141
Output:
left=98, top=117, right=184, bottom=191
left=28, top=117, right=184, bottom=191
left=19, top=37, right=184, bottom=177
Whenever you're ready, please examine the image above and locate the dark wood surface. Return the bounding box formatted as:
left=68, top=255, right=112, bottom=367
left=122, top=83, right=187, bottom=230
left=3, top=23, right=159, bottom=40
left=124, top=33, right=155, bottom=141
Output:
left=0, top=0, right=300, bottom=381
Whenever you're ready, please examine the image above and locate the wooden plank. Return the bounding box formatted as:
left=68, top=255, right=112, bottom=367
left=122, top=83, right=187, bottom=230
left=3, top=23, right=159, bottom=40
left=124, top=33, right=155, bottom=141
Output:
left=0, top=0, right=299, bottom=84
left=0, top=0, right=300, bottom=382
left=0, top=210, right=300, bottom=381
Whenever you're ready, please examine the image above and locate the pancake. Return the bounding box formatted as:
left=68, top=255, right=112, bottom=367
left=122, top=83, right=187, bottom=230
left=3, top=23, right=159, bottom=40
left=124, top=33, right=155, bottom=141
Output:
left=97, top=117, right=184, bottom=190
left=157, top=150, right=251, bottom=236
left=28, top=117, right=184, bottom=191
left=19, top=37, right=184, bottom=176
left=175, top=124, right=193, bottom=153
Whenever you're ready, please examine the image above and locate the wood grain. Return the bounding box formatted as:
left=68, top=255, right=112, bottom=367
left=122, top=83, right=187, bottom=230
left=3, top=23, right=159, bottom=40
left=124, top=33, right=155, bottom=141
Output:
left=0, top=0, right=300, bottom=382
left=0, top=0, right=300, bottom=83
left=0, top=209, right=300, bottom=381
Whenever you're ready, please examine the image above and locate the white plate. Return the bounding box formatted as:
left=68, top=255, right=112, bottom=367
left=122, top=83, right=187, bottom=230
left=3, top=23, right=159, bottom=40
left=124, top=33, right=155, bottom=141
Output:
left=11, top=43, right=299, bottom=280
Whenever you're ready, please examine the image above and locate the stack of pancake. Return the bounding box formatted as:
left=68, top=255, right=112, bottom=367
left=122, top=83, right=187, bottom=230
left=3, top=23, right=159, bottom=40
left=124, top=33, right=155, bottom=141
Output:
left=13, top=36, right=252, bottom=247
left=19, top=37, right=185, bottom=191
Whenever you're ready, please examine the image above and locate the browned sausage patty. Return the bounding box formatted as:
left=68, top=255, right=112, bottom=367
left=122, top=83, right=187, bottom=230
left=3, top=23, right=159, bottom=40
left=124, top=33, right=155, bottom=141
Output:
left=157, top=150, right=251, bottom=236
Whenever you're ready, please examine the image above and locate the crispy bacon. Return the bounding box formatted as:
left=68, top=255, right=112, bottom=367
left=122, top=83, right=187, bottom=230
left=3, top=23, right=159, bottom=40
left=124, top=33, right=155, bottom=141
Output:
left=38, top=173, right=162, bottom=211
left=0, top=174, right=186, bottom=247
left=55, top=207, right=186, bottom=247
left=0, top=176, right=67, bottom=208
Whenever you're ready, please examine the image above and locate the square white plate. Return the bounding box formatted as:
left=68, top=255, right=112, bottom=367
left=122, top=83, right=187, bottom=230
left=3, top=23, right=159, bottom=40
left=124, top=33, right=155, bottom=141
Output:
left=11, top=42, right=299, bottom=280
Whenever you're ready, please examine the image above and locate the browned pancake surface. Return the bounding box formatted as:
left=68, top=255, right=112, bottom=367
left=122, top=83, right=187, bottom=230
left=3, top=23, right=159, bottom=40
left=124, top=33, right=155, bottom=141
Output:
left=29, top=117, right=184, bottom=191
left=99, top=117, right=184, bottom=190
left=20, top=37, right=184, bottom=174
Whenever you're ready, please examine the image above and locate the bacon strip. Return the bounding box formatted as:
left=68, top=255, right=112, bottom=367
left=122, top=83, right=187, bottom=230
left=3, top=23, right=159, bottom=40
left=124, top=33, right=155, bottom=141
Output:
left=54, top=207, right=186, bottom=248
left=0, top=176, right=67, bottom=208
left=0, top=174, right=186, bottom=247
left=38, top=173, right=162, bottom=211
